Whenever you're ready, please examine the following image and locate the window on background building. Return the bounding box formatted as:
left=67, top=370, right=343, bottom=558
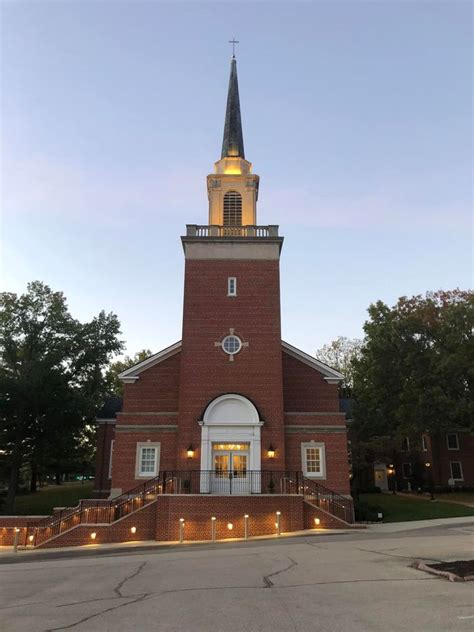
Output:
left=447, top=433, right=459, bottom=450
left=421, top=435, right=428, bottom=451
left=228, top=277, right=237, bottom=296
left=223, top=191, right=242, bottom=226
left=402, top=463, right=412, bottom=479
left=401, top=437, right=410, bottom=451
left=450, top=462, right=463, bottom=481
left=108, top=439, right=115, bottom=479
left=301, top=443, right=326, bottom=478
left=135, top=443, right=160, bottom=478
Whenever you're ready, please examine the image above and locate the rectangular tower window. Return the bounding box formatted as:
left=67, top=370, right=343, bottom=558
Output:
left=228, top=277, right=237, bottom=296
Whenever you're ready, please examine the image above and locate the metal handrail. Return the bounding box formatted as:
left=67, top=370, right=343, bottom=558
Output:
left=301, top=476, right=353, bottom=523
left=26, top=470, right=352, bottom=545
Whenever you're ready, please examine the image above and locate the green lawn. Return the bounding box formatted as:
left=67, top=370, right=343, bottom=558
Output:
left=432, top=493, right=474, bottom=506
left=360, top=492, right=474, bottom=523
left=11, top=483, right=94, bottom=515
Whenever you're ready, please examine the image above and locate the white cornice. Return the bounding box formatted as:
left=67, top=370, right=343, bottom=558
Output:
left=118, top=341, right=182, bottom=382
left=118, top=339, right=344, bottom=384
left=281, top=340, right=344, bottom=383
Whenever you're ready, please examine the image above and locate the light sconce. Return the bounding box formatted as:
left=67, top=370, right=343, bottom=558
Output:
left=425, top=462, right=431, bottom=468
left=227, top=522, right=233, bottom=531
left=267, top=445, right=276, bottom=459
left=130, top=526, right=137, bottom=535
left=28, top=534, right=34, bottom=542
left=186, top=445, right=195, bottom=459
left=314, top=518, right=321, bottom=527
left=90, top=532, right=97, bottom=540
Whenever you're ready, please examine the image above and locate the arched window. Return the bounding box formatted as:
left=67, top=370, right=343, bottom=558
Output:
left=223, top=191, right=242, bottom=226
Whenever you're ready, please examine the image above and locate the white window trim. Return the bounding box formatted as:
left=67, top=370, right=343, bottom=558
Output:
left=222, top=334, right=242, bottom=355
left=135, top=442, right=161, bottom=479
left=450, top=461, right=463, bottom=481
left=447, top=433, right=459, bottom=450
left=227, top=277, right=237, bottom=297
left=108, top=439, right=115, bottom=479
left=402, top=462, right=412, bottom=479
left=421, top=435, right=428, bottom=452
left=301, top=442, right=326, bottom=479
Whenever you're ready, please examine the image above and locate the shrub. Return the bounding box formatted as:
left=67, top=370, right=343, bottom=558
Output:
left=354, top=500, right=383, bottom=522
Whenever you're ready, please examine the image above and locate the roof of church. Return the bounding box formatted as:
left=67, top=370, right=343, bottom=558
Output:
left=97, top=395, right=123, bottom=420
left=221, top=56, right=245, bottom=159
left=118, top=340, right=344, bottom=384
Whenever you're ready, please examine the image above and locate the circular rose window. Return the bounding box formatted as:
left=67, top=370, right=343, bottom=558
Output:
left=222, top=335, right=242, bottom=355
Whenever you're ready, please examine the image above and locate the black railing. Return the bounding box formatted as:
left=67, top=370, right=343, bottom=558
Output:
left=301, top=477, right=353, bottom=524
left=26, top=470, right=352, bottom=546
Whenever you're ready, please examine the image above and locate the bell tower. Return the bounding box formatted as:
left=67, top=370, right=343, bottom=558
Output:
left=178, top=54, right=285, bottom=474
left=207, top=56, right=259, bottom=228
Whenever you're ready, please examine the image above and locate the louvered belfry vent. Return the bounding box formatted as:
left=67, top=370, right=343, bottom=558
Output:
left=223, top=191, right=242, bottom=226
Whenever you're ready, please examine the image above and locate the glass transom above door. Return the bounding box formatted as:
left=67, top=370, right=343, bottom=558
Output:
left=213, top=443, right=250, bottom=451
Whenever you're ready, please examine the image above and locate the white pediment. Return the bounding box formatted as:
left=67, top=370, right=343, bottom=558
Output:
left=202, top=394, right=261, bottom=425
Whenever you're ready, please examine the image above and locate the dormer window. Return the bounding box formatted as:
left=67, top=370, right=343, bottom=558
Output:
left=223, top=191, right=242, bottom=226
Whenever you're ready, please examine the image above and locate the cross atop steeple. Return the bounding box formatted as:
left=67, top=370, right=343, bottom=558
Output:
left=228, top=37, right=239, bottom=57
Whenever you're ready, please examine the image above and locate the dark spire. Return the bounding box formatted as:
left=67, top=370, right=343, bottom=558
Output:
left=221, top=57, right=245, bottom=159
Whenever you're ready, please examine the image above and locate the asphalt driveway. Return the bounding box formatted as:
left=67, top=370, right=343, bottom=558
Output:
left=1, top=518, right=473, bottom=632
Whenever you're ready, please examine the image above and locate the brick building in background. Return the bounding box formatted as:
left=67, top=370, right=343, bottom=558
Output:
left=20, top=56, right=354, bottom=549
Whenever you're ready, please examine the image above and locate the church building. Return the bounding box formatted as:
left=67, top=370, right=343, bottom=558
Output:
left=94, top=53, right=351, bottom=519
left=23, top=55, right=353, bottom=548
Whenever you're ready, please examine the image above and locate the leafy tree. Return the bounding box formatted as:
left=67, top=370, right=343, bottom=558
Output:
left=0, top=281, right=123, bottom=512
left=315, top=336, right=362, bottom=397
left=352, top=290, right=474, bottom=440
left=105, top=349, right=152, bottom=396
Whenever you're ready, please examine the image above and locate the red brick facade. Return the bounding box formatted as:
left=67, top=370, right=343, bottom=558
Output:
left=177, top=258, right=285, bottom=472
left=0, top=495, right=354, bottom=549
left=91, top=238, right=352, bottom=505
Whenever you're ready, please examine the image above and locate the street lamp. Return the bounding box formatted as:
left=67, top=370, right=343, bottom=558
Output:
left=387, top=464, right=397, bottom=495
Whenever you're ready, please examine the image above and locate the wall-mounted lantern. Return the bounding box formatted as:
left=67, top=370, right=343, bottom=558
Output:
left=267, top=445, right=276, bottom=459
left=186, top=444, right=195, bottom=459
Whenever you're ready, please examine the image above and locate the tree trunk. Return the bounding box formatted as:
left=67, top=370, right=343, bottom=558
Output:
left=5, top=450, right=21, bottom=514
left=30, top=464, right=38, bottom=493
left=55, top=471, right=62, bottom=485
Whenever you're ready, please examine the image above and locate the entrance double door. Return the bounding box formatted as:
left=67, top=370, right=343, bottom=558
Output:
left=211, top=443, right=250, bottom=494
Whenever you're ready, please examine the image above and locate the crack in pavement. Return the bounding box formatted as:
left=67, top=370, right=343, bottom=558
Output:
left=22, top=574, right=439, bottom=631
left=357, top=547, right=443, bottom=563
left=44, top=593, right=150, bottom=631
left=114, top=561, right=147, bottom=598
left=304, top=539, right=327, bottom=549
left=263, top=557, right=298, bottom=587
left=43, top=561, right=148, bottom=630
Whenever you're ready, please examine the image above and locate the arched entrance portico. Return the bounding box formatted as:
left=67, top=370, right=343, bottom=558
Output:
left=199, top=394, right=263, bottom=493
